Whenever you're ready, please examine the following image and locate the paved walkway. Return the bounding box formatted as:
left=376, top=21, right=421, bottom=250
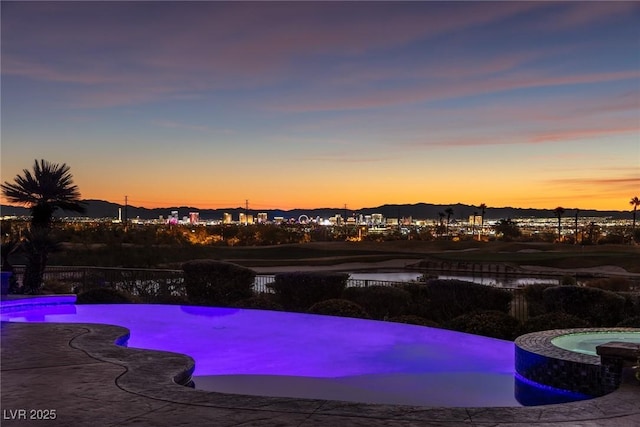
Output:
left=1, top=321, right=639, bottom=426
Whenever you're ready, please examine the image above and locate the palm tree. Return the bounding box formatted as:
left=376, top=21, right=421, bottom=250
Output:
left=1, top=159, right=85, bottom=293
left=574, top=209, right=580, bottom=244
left=437, top=212, right=445, bottom=238
left=1, top=159, right=85, bottom=229
left=20, top=229, right=61, bottom=294
left=478, top=203, right=487, bottom=240
left=553, top=206, right=565, bottom=242
left=630, top=196, right=640, bottom=231
left=445, top=207, right=454, bottom=237
left=472, top=211, right=478, bottom=239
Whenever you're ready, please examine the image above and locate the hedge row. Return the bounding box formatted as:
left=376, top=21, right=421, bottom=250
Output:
left=182, top=259, right=255, bottom=306
left=74, top=263, right=640, bottom=341
left=524, top=284, right=640, bottom=327
left=267, top=272, right=349, bottom=311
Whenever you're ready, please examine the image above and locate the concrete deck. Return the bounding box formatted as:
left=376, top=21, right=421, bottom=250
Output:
left=1, top=321, right=639, bottom=426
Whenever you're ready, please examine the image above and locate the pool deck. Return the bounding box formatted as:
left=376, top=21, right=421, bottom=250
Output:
left=1, top=321, right=639, bottom=427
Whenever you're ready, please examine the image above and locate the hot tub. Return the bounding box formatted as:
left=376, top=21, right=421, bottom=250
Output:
left=515, top=327, right=640, bottom=405
left=551, top=331, right=640, bottom=356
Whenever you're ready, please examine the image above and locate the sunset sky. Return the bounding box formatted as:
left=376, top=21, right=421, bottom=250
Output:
left=1, top=1, right=638, bottom=211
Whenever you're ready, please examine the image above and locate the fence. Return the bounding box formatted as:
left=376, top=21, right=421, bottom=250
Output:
left=9, top=265, right=532, bottom=321
left=10, top=265, right=185, bottom=303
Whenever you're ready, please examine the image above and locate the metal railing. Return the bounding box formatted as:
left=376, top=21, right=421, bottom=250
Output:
left=10, top=265, right=185, bottom=303
left=7, top=265, right=539, bottom=321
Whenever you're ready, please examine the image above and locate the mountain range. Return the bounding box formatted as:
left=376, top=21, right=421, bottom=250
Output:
left=0, top=199, right=633, bottom=221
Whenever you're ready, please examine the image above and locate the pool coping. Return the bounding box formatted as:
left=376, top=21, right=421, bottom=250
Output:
left=2, top=298, right=640, bottom=425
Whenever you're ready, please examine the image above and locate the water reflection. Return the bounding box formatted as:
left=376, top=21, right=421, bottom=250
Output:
left=258, top=272, right=560, bottom=288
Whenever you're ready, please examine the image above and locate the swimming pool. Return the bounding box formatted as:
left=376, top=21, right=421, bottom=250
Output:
left=1, top=296, right=521, bottom=407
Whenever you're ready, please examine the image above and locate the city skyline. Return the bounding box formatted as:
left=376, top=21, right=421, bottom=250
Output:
left=1, top=2, right=639, bottom=211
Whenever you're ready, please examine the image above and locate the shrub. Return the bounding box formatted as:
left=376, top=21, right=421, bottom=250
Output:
left=235, top=294, right=284, bottom=311
left=444, top=310, right=521, bottom=340
left=585, top=277, right=632, bottom=292
left=616, top=316, right=640, bottom=328
left=42, top=279, right=73, bottom=294
left=521, top=312, right=591, bottom=334
left=561, top=275, right=577, bottom=286
left=523, top=284, right=558, bottom=317
left=152, top=294, right=189, bottom=305
left=543, top=286, right=626, bottom=326
left=182, top=260, right=255, bottom=306
left=387, top=315, right=439, bottom=328
left=619, top=292, right=640, bottom=317
left=76, top=287, right=132, bottom=304
left=307, top=299, right=369, bottom=319
left=423, top=279, right=512, bottom=322
left=267, top=272, right=348, bottom=311
left=342, top=285, right=411, bottom=319
left=396, top=282, right=432, bottom=319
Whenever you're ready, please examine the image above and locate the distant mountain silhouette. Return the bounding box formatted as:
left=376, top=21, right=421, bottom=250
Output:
left=0, top=199, right=632, bottom=221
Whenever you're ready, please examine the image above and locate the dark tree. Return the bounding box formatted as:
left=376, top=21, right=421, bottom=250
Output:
left=444, top=207, right=454, bottom=237
left=2, top=159, right=85, bottom=229
left=553, top=206, right=565, bottom=242
left=478, top=203, right=487, bottom=240
left=630, top=196, right=640, bottom=232
left=1, top=159, right=85, bottom=293
left=494, top=218, right=521, bottom=240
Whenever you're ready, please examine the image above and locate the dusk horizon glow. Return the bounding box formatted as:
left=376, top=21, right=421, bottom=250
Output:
left=1, top=2, right=638, bottom=211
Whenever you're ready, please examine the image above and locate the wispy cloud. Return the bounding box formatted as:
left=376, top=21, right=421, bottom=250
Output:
left=530, top=127, right=638, bottom=144
left=0, top=2, right=546, bottom=109
left=271, top=69, right=640, bottom=113
left=544, top=175, right=640, bottom=197
left=151, top=120, right=233, bottom=135
left=412, top=125, right=638, bottom=148
left=296, top=154, right=392, bottom=164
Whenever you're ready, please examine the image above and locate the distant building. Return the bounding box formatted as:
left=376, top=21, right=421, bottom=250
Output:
left=468, top=215, right=482, bottom=225
left=223, top=213, right=232, bottom=224
left=238, top=213, right=253, bottom=224
left=168, top=211, right=179, bottom=225
left=189, top=212, right=199, bottom=224
left=257, top=212, right=268, bottom=223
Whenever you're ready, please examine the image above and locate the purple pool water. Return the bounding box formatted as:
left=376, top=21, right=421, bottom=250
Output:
left=1, top=297, right=518, bottom=407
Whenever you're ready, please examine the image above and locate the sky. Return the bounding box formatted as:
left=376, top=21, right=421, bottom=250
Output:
left=1, top=1, right=639, bottom=211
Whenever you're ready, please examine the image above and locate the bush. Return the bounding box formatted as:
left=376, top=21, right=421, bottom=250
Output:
left=152, top=294, right=189, bottom=305
left=42, top=279, right=73, bottom=294
left=267, top=272, right=348, bottom=311
left=307, top=299, right=369, bottom=319
left=234, top=294, right=284, bottom=311
left=342, top=285, right=411, bottom=319
left=585, top=277, right=632, bottom=292
left=444, top=310, right=521, bottom=340
left=619, top=292, right=640, bottom=317
left=396, top=282, right=432, bottom=319
left=387, top=315, right=439, bottom=327
left=182, top=260, right=255, bottom=306
left=521, top=312, right=591, bottom=334
left=76, top=287, right=133, bottom=304
left=561, top=275, right=577, bottom=286
left=616, top=316, right=640, bottom=327
left=423, top=279, right=512, bottom=322
left=543, top=286, right=626, bottom=326
left=523, top=284, right=558, bottom=317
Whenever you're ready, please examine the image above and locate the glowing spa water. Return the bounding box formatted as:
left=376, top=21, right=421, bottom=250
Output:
left=551, top=331, right=640, bottom=356
left=1, top=297, right=522, bottom=407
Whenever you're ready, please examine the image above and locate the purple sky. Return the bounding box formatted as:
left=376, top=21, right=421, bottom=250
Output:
left=1, top=1, right=638, bottom=210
